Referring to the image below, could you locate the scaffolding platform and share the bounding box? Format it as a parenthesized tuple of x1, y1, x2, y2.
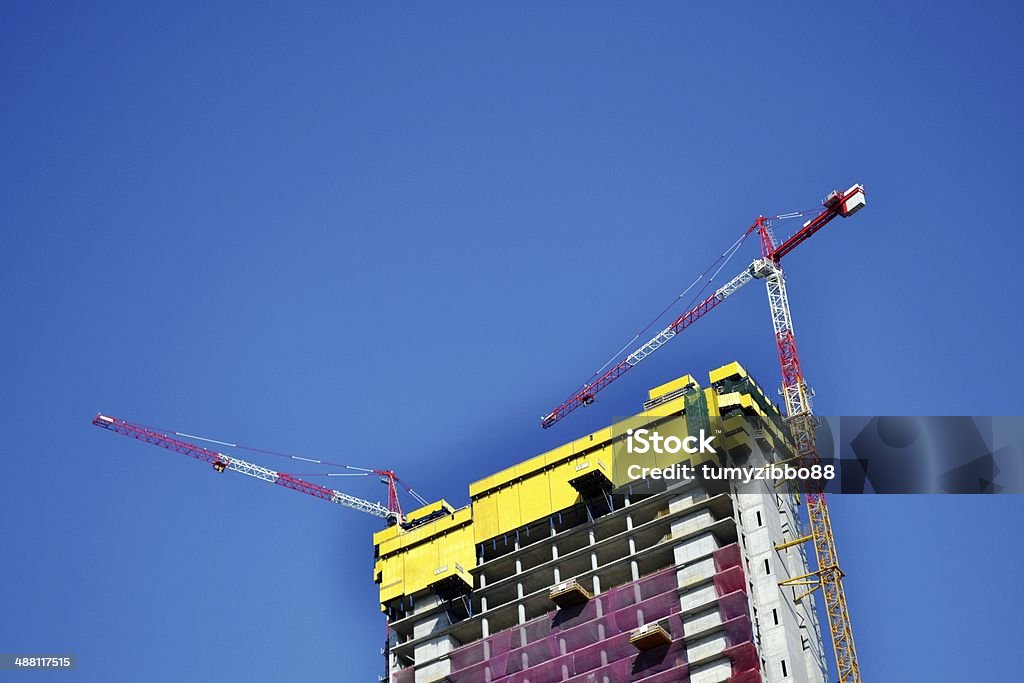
(629, 622, 672, 651)
(548, 579, 592, 608)
(568, 468, 613, 499)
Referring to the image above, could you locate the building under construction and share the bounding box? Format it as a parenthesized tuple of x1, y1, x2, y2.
(89, 186, 866, 681)
(376, 361, 828, 683)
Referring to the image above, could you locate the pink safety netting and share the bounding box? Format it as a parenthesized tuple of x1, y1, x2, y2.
(501, 651, 575, 682)
(571, 632, 633, 673)
(433, 543, 763, 683)
(613, 592, 682, 632)
(713, 543, 743, 572)
(632, 665, 691, 683)
(717, 590, 749, 621)
(563, 660, 632, 683)
(713, 566, 745, 596)
(724, 642, 759, 674)
(445, 654, 511, 682)
(721, 615, 753, 647)
(511, 614, 554, 648)
(630, 638, 687, 677)
(389, 665, 414, 683)
(505, 638, 558, 674)
(556, 616, 614, 653)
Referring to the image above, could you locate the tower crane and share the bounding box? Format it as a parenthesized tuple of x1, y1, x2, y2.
(92, 414, 434, 529)
(539, 184, 867, 683)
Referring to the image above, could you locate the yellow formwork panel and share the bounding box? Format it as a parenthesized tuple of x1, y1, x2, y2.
(470, 489, 500, 544)
(376, 507, 469, 558)
(372, 523, 400, 548)
(405, 499, 452, 524)
(648, 374, 699, 401)
(469, 444, 616, 546)
(516, 471, 553, 520)
(490, 484, 524, 532)
(375, 510, 475, 608)
(375, 363, 787, 609)
(717, 392, 789, 447)
(468, 388, 723, 546)
(709, 361, 748, 384)
(468, 426, 619, 500)
(376, 551, 405, 604)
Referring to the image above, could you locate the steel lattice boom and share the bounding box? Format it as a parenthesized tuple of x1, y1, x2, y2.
(540, 255, 760, 429)
(92, 414, 401, 525)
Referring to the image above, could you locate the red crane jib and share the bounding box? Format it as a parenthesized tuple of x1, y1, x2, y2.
(540, 184, 865, 429)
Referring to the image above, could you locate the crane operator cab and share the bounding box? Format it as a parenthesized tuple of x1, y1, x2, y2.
(212, 460, 228, 473)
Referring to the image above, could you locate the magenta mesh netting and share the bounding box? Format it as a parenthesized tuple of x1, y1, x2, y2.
(632, 664, 692, 683)
(630, 638, 687, 677)
(505, 638, 558, 674)
(612, 592, 680, 632)
(717, 590, 749, 621)
(510, 614, 554, 648)
(453, 654, 512, 682)
(725, 642, 758, 674)
(571, 632, 632, 673)
(604, 580, 639, 612)
(500, 651, 574, 682)
(637, 566, 682, 600)
(432, 542, 761, 683)
(714, 566, 745, 596)
(389, 665, 414, 683)
(713, 543, 742, 572)
(722, 615, 754, 647)
(562, 659, 631, 683)
(604, 566, 680, 612)
(552, 595, 602, 630)
(556, 616, 613, 653)
(448, 627, 513, 670)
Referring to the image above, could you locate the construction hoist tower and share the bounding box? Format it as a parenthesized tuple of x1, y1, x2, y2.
(541, 184, 867, 683)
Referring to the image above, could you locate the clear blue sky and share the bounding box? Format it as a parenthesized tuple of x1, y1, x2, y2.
(2, 2, 1022, 681)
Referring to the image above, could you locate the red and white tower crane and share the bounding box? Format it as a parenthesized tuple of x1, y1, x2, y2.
(92, 414, 430, 528)
(540, 184, 867, 683)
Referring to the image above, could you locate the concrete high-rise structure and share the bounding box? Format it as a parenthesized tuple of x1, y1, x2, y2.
(375, 362, 829, 683)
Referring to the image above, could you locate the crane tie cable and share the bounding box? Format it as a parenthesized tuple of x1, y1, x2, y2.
(581, 226, 752, 391)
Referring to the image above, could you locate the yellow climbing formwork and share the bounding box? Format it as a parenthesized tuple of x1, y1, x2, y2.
(372, 361, 773, 610)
